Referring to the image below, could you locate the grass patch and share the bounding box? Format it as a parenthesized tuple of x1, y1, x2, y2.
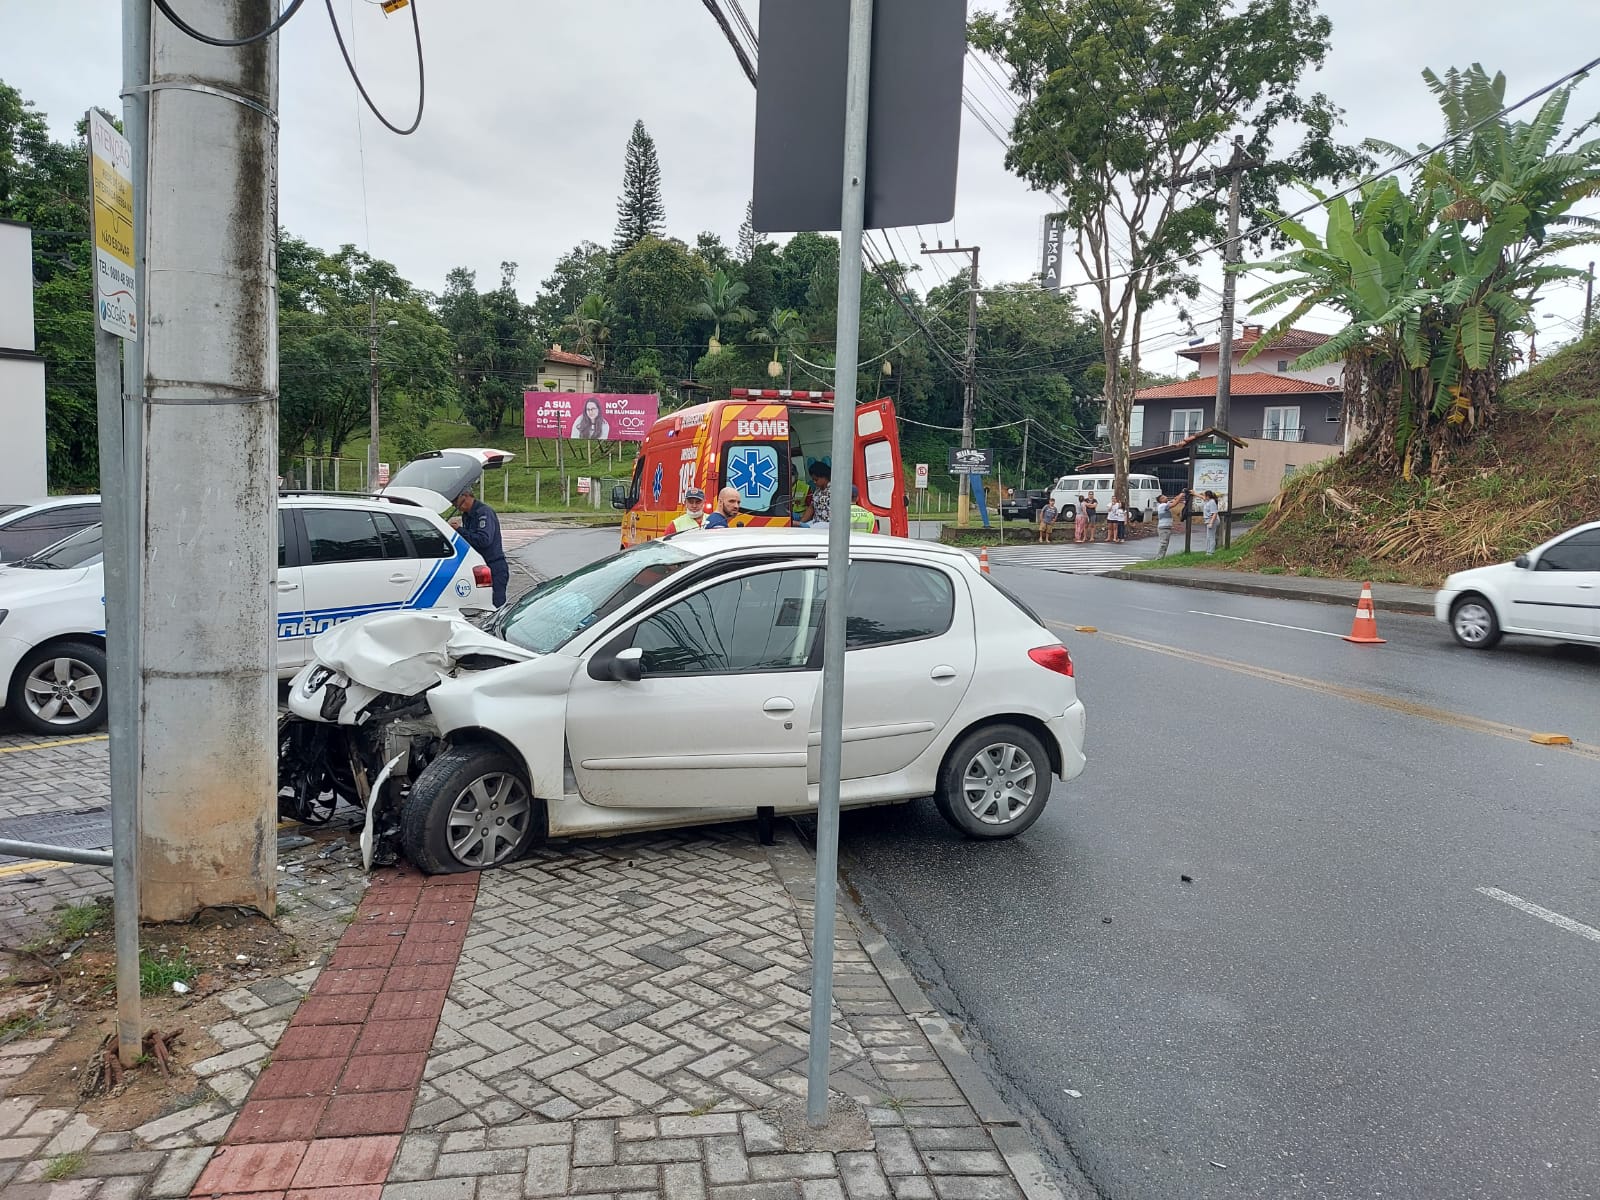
(56, 901, 109, 941)
(43, 1152, 86, 1182)
(1259, 565, 1287, 575)
(0, 1012, 37, 1040)
(1124, 540, 1253, 570)
(139, 949, 197, 996)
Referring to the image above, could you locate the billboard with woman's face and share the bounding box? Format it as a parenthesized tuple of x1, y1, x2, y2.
(523, 393, 659, 441)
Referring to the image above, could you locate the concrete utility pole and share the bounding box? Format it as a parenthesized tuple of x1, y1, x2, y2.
(138, 0, 280, 920)
(367, 297, 394, 489)
(922, 244, 980, 524)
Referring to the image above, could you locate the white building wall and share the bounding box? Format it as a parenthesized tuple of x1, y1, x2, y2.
(0, 221, 48, 501)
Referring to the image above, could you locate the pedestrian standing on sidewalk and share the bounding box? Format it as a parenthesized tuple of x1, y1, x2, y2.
(451, 485, 508, 606)
(1082, 493, 1099, 541)
(1038, 498, 1059, 544)
(1073, 496, 1089, 543)
(1202, 490, 1221, 553)
(1106, 497, 1126, 543)
(1155, 491, 1182, 558)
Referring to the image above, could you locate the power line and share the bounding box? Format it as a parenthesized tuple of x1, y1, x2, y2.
(323, 0, 426, 136)
(151, 0, 307, 46)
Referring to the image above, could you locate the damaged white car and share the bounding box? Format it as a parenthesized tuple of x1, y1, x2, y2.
(278, 530, 1088, 873)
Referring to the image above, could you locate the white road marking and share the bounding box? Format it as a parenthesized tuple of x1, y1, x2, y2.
(1187, 610, 1344, 638)
(1475, 887, 1600, 946)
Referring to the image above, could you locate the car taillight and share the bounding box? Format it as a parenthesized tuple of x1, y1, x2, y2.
(1028, 644, 1073, 677)
(473, 565, 492, 587)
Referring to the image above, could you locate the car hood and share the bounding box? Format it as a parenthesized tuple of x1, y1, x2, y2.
(0, 563, 97, 602)
(308, 609, 537, 695)
(1441, 561, 1519, 591)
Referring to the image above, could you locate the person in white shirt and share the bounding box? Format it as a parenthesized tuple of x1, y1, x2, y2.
(1106, 498, 1126, 544)
(1202, 491, 1221, 553)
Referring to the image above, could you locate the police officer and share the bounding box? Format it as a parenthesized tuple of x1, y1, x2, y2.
(451, 485, 508, 606)
(669, 487, 706, 535)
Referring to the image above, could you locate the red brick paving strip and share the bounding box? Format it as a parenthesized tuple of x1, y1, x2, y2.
(190, 865, 478, 1198)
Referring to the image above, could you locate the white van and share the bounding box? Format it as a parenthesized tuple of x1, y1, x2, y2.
(1051, 473, 1163, 522)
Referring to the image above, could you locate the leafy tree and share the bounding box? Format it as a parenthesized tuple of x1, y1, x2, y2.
(610, 235, 708, 380)
(530, 240, 609, 346)
(695, 231, 736, 278)
(278, 235, 457, 465)
(971, 0, 1368, 499)
(751, 308, 806, 383)
(736, 200, 765, 263)
(613, 119, 666, 255)
(1241, 65, 1600, 477)
(438, 261, 540, 436)
(693, 268, 756, 353)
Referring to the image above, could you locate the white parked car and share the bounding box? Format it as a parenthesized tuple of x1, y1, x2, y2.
(1050, 472, 1163, 521)
(280, 530, 1088, 872)
(0, 496, 102, 563)
(1436, 521, 1600, 649)
(0, 493, 494, 735)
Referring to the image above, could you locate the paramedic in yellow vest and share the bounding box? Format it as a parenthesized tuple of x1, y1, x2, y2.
(849, 486, 877, 533)
(669, 487, 706, 535)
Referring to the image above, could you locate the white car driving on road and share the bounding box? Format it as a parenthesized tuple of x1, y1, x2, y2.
(0, 494, 494, 735)
(282, 530, 1088, 872)
(1436, 521, 1600, 649)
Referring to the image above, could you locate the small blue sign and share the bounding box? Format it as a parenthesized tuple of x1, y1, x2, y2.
(454, 578, 472, 598)
(651, 463, 664, 502)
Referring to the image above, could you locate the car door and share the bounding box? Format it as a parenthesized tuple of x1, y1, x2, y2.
(274, 510, 308, 668)
(298, 506, 422, 639)
(1512, 530, 1600, 639)
(852, 398, 908, 536)
(564, 565, 823, 809)
(808, 559, 976, 785)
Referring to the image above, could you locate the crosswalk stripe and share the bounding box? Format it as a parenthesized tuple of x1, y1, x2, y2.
(975, 544, 1153, 574)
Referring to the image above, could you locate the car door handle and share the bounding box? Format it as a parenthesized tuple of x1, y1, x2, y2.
(276, 580, 299, 592)
(930, 665, 958, 681)
(389, 572, 412, 584)
(763, 698, 796, 715)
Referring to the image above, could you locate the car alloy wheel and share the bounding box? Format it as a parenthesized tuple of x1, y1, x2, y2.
(445, 771, 532, 868)
(24, 654, 104, 728)
(962, 741, 1038, 826)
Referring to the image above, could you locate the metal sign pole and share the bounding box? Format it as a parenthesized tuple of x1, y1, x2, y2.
(807, 0, 873, 1130)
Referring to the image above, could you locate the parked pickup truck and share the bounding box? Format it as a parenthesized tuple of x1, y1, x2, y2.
(1000, 489, 1051, 522)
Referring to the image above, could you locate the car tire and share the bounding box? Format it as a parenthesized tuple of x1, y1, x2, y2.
(934, 723, 1052, 840)
(1450, 594, 1502, 649)
(8, 641, 108, 735)
(400, 744, 542, 873)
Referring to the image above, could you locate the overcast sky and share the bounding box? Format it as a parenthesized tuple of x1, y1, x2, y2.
(3, 0, 1594, 376)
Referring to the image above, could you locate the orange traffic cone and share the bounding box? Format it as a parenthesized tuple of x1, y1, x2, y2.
(1343, 581, 1386, 644)
(978, 547, 992, 575)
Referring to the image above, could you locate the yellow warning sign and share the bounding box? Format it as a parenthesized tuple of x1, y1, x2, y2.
(87, 109, 136, 340)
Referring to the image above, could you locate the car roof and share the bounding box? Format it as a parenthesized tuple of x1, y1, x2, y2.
(279, 493, 446, 518)
(662, 528, 977, 567)
(0, 495, 102, 515)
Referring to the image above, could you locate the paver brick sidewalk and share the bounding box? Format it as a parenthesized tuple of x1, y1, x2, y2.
(127, 825, 1070, 1200)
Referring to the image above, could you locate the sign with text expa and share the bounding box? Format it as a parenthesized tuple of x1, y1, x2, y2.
(523, 393, 659, 441)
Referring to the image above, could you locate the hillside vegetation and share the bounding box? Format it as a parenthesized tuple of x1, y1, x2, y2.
(1233, 329, 1600, 586)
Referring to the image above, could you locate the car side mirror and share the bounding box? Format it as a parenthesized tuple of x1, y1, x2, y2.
(611, 485, 627, 511)
(610, 646, 644, 683)
(1514, 553, 1530, 569)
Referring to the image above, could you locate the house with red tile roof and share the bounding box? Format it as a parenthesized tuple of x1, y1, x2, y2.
(535, 345, 596, 393)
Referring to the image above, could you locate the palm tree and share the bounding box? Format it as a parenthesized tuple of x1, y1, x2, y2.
(693, 269, 756, 354)
(561, 293, 614, 374)
(1238, 64, 1600, 477)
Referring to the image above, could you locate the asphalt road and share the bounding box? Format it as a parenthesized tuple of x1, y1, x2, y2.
(521, 529, 1600, 1200)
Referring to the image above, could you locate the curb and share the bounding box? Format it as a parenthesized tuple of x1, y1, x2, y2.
(768, 828, 1080, 1200)
(1103, 569, 1436, 615)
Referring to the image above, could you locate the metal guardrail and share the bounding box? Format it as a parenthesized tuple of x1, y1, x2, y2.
(0, 839, 112, 866)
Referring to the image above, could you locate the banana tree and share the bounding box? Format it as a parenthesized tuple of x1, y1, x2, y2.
(1238, 65, 1600, 477)
(693, 269, 756, 354)
(751, 308, 805, 382)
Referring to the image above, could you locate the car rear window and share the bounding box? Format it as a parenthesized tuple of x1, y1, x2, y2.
(399, 513, 454, 558)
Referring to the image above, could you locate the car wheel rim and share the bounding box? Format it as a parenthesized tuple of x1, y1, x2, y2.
(446, 771, 531, 867)
(22, 656, 104, 726)
(1454, 603, 1492, 644)
(961, 742, 1037, 826)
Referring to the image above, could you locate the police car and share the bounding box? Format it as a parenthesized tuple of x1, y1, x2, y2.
(0, 488, 496, 735)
